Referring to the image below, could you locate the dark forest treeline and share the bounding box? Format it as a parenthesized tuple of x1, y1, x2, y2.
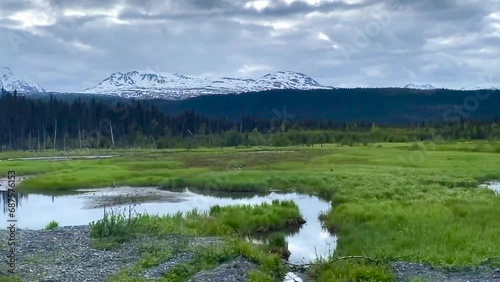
(1, 90, 500, 150)
(29, 88, 500, 123)
(150, 88, 500, 123)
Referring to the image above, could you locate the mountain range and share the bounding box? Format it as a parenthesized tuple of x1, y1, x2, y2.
(1, 67, 498, 100)
(82, 70, 334, 99)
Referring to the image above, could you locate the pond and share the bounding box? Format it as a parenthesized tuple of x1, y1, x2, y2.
(0, 187, 337, 265)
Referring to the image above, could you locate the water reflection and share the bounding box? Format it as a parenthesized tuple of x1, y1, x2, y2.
(0, 191, 28, 214)
(0, 187, 337, 264)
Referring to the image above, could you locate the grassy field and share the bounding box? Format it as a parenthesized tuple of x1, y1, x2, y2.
(2, 141, 500, 281)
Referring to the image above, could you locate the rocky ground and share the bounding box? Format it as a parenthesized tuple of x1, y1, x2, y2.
(1, 226, 499, 281)
(0, 226, 230, 282)
(391, 262, 500, 282)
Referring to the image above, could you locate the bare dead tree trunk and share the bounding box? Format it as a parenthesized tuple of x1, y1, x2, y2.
(53, 118, 57, 150)
(109, 121, 115, 148)
(78, 119, 83, 149)
(43, 123, 46, 150)
(181, 119, 186, 145)
(208, 122, 212, 147)
(97, 126, 101, 149)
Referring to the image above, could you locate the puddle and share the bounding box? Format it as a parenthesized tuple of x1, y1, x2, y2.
(481, 182, 500, 194)
(0, 187, 337, 264)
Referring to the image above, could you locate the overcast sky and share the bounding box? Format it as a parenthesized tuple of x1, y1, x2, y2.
(1, 0, 499, 92)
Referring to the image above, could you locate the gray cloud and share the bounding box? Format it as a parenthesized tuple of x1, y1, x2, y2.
(1, 0, 499, 92)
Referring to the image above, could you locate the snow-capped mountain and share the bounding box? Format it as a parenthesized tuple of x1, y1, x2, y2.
(82, 70, 334, 99)
(460, 85, 498, 91)
(404, 83, 436, 90)
(0, 67, 46, 93)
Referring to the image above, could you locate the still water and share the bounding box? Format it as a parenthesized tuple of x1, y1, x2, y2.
(0, 187, 337, 264)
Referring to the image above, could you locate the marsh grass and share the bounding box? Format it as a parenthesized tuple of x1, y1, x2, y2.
(208, 200, 305, 234)
(90, 200, 304, 243)
(309, 260, 395, 282)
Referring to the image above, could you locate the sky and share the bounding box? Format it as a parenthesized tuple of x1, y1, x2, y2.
(0, 0, 499, 92)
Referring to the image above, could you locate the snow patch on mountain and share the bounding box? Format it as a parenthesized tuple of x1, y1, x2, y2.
(404, 83, 436, 90)
(0, 67, 46, 93)
(82, 70, 334, 99)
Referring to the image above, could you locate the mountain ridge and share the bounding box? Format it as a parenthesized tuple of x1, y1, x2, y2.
(0, 67, 46, 93)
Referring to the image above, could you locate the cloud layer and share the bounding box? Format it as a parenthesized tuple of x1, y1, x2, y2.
(1, 0, 499, 92)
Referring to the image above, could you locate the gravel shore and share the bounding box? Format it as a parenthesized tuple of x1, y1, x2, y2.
(2, 226, 499, 282)
(0, 226, 229, 282)
(391, 261, 500, 282)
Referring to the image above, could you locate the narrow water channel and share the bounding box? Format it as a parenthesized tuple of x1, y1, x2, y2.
(0, 187, 337, 265)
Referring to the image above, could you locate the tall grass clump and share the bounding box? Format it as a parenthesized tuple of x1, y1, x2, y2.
(44, 220, 59, 230)
(90, 206, 140, 244)
(310, 260, 396, 282)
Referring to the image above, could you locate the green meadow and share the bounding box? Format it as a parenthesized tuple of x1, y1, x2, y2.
(2, 141, 500, 281)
